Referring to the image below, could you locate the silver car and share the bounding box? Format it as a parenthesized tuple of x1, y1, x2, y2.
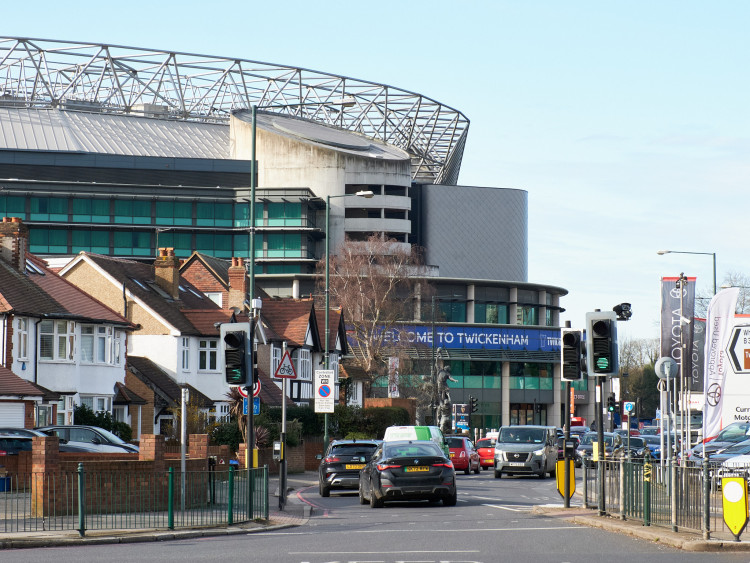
(494, 425, 557, 479)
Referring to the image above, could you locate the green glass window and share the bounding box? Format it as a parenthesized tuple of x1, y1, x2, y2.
(72, 230, 110, 253)
(518, 305, 539, 326)
(571, 379, 588, 391)
(475, 303, 509, 324)
(463, 375, 483, 388)
(509, 362, 553, 390)
(266, 264, 303, 274)
(196, 202, 232, 227)
(0, 196, 26, 219)
(114, 200, 151, 224)
(234, 202, 264, 228)
(156, 201, 192, 226)
(439, 301, 466, 323)
(113, 231, 151, 256)
(72, 198, 110, 223)
(29, 228, 68, 253)
(157, 232, 192, 258)
(196, 233, 232, 258)
(483, 375, 502, 389)
(30, 197, 67, 221)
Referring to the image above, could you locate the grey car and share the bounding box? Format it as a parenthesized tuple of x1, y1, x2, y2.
(494, 425, 557, 479)
(36, 425, 139, 453)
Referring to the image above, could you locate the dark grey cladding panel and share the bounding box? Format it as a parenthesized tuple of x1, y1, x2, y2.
(422, 185, 528, 281)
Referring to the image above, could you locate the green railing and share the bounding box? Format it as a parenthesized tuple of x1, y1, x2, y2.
(0, 465, 268, 535)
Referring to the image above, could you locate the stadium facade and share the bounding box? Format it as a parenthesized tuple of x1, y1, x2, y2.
(0, 37, 596, 430)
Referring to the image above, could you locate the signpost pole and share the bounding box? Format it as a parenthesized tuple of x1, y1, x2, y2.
(279, 341, 287, 510)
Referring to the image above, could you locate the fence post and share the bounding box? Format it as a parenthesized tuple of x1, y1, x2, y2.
(228, 465, 234, 526)
(702, 457, 710, 540)
(619, 459, 626, 520)
(582, 456, 588, 507)
(263, 465, 269, 520)
(643, 454, 651, 526)
(168, 467, 174, 530)
(76, 462, 85, 537)
(670, 458, 678, 532)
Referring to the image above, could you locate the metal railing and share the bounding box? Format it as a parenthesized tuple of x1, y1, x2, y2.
(582, 456, 735, 541)
(0, 464, 268, 536)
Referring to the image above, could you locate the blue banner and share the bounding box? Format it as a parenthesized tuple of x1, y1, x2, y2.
(349, 325, 561, 353)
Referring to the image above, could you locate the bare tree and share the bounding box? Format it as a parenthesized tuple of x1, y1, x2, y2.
(695, 271, 750, 318)
(318, 234, 434, 390)
(618, 337, 660, 418)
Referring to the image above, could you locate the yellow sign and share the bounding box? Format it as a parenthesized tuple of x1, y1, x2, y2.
(555, 459, 575, 498)
(592, 442, 599, 462)
(722, 477, 749, 540)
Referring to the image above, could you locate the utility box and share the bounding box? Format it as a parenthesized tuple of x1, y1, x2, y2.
(273, 441, 282, 461)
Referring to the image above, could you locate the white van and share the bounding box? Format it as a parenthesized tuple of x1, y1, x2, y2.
(382, 425, 449, 456)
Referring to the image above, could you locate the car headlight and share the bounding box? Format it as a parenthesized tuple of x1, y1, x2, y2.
(533, 448, 544, 456)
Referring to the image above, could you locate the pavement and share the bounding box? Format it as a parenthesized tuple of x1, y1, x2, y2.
(3, 471, 750, 552)
(0, 471, 320, 550)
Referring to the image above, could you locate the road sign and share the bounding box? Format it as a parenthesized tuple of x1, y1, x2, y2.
(624, 401, 635, 413)
(274, 350, 297, 379)
(727, 326, 750, 374)
(314, 369, 335, 413)
(252, 378, 261, 398)
(242, 397, 261, 416)
(237, 385, 248, 398)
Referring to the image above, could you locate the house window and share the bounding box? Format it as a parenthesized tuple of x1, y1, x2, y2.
(39, 320, 74, 361)
(181, 337, 190, 371)
(199, 339, 219, 371)
(17, 318, 28, 360)
(297, 349, 311, 380)
(205, 292, 222, 307)
(271, 346, 281, 376)
(114, 331, 122, 365)
(81, 395, 111, 414)
(80, 325, 115, 364)
(57, 396, 74, 424)
(329, 352, 339, 382)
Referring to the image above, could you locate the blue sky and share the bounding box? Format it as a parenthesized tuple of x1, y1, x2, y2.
(5, 1, 748, 340)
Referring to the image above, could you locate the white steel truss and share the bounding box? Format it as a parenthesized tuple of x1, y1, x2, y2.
(0, 37, 469, 184)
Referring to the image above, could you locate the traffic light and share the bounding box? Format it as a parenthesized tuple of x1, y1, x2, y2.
(607, 393, 615, 413)
(585, 311, 618, 376)
(250, 318, 259, 386)
(469, 396, 478, 413)
(560, 328, 583, 381)
(223, 330, 247, 385)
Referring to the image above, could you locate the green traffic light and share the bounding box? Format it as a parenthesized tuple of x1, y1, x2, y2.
(596, 356, 610, 371)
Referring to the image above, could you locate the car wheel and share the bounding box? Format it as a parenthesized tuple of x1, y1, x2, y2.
(538, 470, 546, 479)
(464, 465, 470, 475)
(443, 486, 457, 507)
(358, 482, 368, 505)
(494, 470, 502, 479)
(549, 467, 556, 478)
(474, 462, 480, 474)
(370, 488, 383, 508)
(319, 482, 330, 497)
(482, 465, 488, 471)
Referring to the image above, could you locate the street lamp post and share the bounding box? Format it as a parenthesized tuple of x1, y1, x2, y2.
(324, 190, 374, 446)
(657, 250, 716, 295)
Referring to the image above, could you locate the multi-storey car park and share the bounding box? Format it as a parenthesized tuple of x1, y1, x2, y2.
(0, 37, 596, 430)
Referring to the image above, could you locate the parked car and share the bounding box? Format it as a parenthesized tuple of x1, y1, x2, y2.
(317, 439, 380, 497)
(475, 437, 496, 470)
(0, 432, 101, 455)
(493, 425, 557, 479)
(446, 435, 480, 475)
(639, 426, 661, 436)
(685, 422, 750, 465)
(718, 453, 750, 480)
(615, 436, 647, 459)
(614, 428, 640, 438)
(706, 439, 750, 467)
(358, 440, 456, 507)
(576, 432, 622, 462)
(640, 435, 662, 459)
(36, 425, 139, 453)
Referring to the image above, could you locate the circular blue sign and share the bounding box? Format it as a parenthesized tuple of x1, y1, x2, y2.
(319, 385, 331, 397)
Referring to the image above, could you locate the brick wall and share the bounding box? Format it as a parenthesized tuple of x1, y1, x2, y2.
(181, 261, 228, 308)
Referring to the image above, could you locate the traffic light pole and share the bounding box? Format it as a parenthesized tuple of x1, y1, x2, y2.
(563, 381, 571, 508)
(596, 380, 605, 516)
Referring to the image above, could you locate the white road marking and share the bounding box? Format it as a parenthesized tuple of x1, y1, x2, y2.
(482, 503, 531, 512)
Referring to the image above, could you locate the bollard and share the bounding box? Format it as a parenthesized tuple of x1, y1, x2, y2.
(228, 465, 234, 525)
(643, 453, 651, 526)
(168, 467, 174, 530)
(77, 462, 85, 537)
(702, 457, 710, 540)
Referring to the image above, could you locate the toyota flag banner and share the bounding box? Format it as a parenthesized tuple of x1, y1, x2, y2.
(660, 276, 697, 382)
(702, 287, 740, 442)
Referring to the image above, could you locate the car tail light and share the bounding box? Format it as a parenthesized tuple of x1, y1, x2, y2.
(433, 461, 453, 468)
(376, 463, 401, 471)
(459, 451, 466, 458)
(0, 451, 6, 456)
(324, 456, 340, 463)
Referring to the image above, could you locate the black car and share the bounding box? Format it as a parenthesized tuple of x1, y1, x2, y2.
(0, 432, 101, 455)
(36, 425, 139, 453)
(318, 439, 380, 497)
(576, 432, 622, 463)
(358, 440, 457, 508)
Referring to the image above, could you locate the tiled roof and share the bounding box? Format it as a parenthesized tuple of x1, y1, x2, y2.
(69, 253, 220, 336)
(316, 307, 347, 355)
(0, 366, 44, 397)
(127, 356, 213, 408)
(113, 382, 147, 405)
(180, 252, 231, 290)
(339, 359, 369, 381)
(257, 368, 295, 407)
(0, 253, 131, 327)
(183, 310, 250, 336)
(260, 299, 319, 348)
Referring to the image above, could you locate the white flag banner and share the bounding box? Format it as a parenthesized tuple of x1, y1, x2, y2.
(702, 287, 739, 442)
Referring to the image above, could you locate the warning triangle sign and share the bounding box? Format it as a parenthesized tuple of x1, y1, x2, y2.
(274, 350, 297, 379)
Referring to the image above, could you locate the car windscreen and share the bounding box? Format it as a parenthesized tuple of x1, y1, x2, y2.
(329, 443, 378, 456)
(498, 428, 547, 444)
(641, 436, 660, 445)
(628, 438, 645, 448)
(384, 442, 443, 458)
(578, 434, 615, 446)
(716, 423, 750, 442)
(0, 437, 32, 453)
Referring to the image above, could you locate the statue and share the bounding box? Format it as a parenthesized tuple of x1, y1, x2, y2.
(435, 349, 457, 435)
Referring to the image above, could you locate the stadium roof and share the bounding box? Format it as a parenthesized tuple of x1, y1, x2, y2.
(0, 37, 469, 184)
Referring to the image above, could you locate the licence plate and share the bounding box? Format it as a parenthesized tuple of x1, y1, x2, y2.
(508, 462, 525, 467)
(449, 453, 455, 457)
(405, 466, 429, 472)
(345, 464, 365, 470)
